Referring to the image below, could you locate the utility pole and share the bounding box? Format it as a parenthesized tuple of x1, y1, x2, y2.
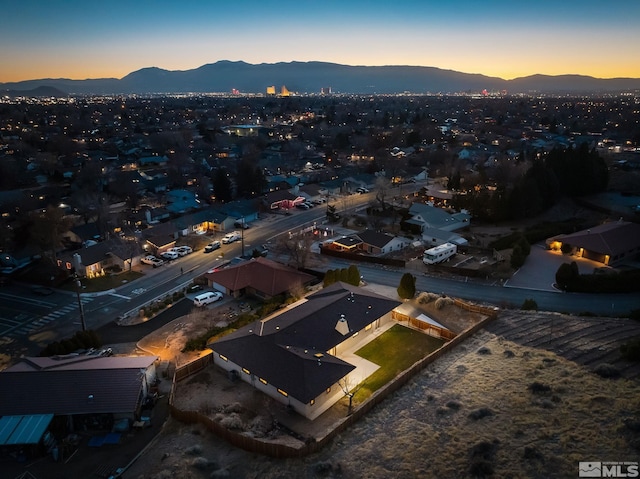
(75, 274, 86, 331)
(241, 216, 245, 257)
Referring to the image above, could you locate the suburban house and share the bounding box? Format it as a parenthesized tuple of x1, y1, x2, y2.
(355, 230, 410, 255)
(64, 238, 138, 278)
(421, 226, 468, 248)
(546, 221, 640, 266)
(327, 230, 409, 256)
(0, 355, 158, 455)
(406, 203, 471, 233)
(329, 236, 363, 252)
(208, 282, 400, 420)
(203, 257, 315, 300)
(165, 189, 201, 214)
(64, 222, 102, 246)
(294, 183, 325, 203)
(263, 190, 305, 210)
(221, 200, 260, 225)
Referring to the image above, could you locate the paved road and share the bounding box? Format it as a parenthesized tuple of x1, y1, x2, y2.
(2, 180, 639, 359)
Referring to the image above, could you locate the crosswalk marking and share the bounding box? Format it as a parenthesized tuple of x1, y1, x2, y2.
(0, 297, 96, 338)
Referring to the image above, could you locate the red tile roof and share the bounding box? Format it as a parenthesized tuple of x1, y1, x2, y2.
(204, 257, 315, 297)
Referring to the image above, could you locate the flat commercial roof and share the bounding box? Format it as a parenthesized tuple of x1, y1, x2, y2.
(0, 414, 53, 445)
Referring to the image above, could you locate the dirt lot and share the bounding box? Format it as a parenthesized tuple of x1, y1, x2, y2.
(121, 294, 640, 479)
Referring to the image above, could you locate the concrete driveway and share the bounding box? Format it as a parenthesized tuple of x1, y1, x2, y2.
(505, 243, 609, 292)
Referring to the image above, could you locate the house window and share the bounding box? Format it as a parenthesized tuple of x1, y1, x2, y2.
(242, 368, 250, 375)
(259, 377, 267, 385)
(326, 387, 331, 394)
(277, 388, 288, 397)
(365, 324, 372, 331)
(219, 354, 228, 362)
(310, 399, 315, 406)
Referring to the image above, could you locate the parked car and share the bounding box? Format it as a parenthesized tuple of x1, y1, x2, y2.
(160, 251, 179, 260)
(234, 221, 250, 229)
(312, 198, 326, 205)
(141, 255, 164, 267)
(175, 246, 192, 256)
(204, 240, 221, 252)
(356, 187, 369, 194)
(222, 231, 241, 244)
(296, 203, 309, 210)
(193, 291, 223, 307)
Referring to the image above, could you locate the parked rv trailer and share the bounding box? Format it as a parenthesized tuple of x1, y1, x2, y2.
(423, 243, 457, 265)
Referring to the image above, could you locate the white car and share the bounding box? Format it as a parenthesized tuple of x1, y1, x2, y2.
(160, 251, 179, 260)
(221, 231, 241, 244)
(193, 291, 223, 307)
(175, 246, 192, 256)
(141, 255, 164, 267)
(204, 240, 221, 252)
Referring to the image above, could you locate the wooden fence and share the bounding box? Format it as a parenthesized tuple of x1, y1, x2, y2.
(168, 300, 499, 458)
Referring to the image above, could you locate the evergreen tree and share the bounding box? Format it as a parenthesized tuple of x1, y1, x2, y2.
(212, 167, 233, 203)
(397, 273, 416, 299)
(347, 265, 361, 286)
(323, 269, 336, 287)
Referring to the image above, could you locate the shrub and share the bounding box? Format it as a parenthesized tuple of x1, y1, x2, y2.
(468, 407, 493, 420)
(219, 413, 244, 430)
(521, 298, 538, 310)
(185, 444, 203, 456)
(347, 264, 361, 286)
(323, 269, 336, 287)
(593, 363, 620, 378)
(528, 381, 552, 394)
(397, 273, 416, 299)
(621, 339, 640, 361)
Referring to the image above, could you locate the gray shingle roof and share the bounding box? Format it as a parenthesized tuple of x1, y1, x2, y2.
(210, 283, 399, 403)
(0, 356, 157, 416)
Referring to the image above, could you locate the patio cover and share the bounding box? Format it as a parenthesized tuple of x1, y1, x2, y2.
(0, 414, 53, 445)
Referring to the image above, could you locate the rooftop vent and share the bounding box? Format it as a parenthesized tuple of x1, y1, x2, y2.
(335, 314, 349, 335)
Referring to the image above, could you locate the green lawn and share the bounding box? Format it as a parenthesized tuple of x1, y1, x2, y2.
(64, 271, 144, 293)
(353, 324, 445, 402)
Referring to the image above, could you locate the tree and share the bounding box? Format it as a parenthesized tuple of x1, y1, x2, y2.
(555, 261, 579, 290)
(213, 167, 233, 203)
(397, 273, 416, 299)
(347, 265, 361, 286)
(374, 176, 391, 210)
(29, 205, 72, 263)
(338, 374, 365, 416)
(276, 234, 313, 269)
(323, 269, 336, 287)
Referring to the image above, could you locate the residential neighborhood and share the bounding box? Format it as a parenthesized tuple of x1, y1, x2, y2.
(0, 92, 639, 478)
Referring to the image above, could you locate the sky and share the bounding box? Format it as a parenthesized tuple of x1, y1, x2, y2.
(1, 0, 639, 83)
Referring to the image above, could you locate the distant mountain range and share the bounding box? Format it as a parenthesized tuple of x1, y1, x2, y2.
(2, 61, 640, 96)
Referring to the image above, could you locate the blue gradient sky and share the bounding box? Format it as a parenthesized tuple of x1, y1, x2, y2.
(1, 0, 639, 82)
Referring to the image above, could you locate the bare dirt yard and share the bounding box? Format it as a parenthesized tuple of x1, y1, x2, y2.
(122, 296, 640, 479)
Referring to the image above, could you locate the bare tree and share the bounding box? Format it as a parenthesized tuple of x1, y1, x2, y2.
(276, 233, 314, 269)
(338, 374, 365, 416)
(374, 176, 391, 210)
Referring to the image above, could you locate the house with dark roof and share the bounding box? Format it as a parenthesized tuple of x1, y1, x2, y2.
(208, 282, 400, 419)
(262, 190, 305, 210)
(407, 203, 471, 233)
(64, 238, 139, 278)
(204, 257, 315, 299)
(0, 355, 158, 451)
(546, 221, 640, 266)
(355, 229, 410, 255)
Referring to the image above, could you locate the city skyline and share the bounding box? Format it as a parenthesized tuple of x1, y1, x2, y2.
(1, 0, 640, 84)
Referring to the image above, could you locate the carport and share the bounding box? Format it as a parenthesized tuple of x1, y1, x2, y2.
(0, 413, 53, 446)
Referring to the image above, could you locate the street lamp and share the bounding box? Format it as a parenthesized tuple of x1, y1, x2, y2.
(75, 274, 87, 331)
